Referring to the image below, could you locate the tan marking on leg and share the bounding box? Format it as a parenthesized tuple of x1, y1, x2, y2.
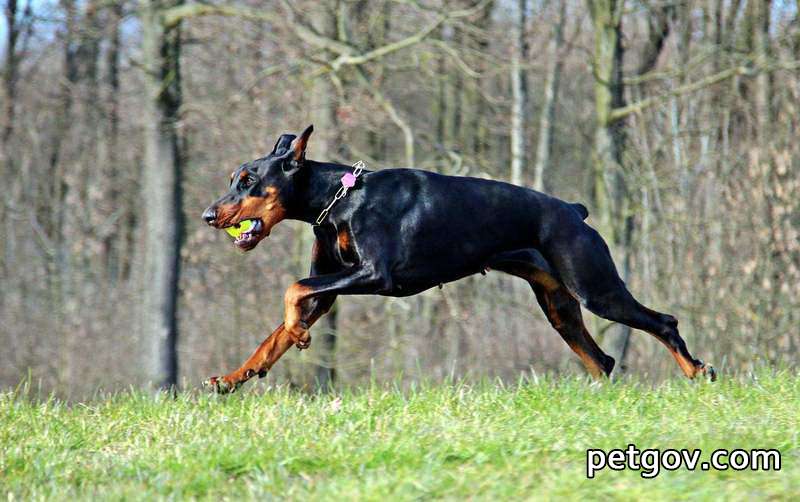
(284, 283, 315, 340)
(543, 295, 608, 379)
(569, 342, 609, 379)
(207, 323, 297, 393)
(501, 265, 613, 380)
(530, 270, 562, 291)
(207, 293, 339, 393)
(661, 342, 700, 378)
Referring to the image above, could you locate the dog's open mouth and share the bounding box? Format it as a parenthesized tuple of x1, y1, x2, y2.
(224, 219, 263, 250)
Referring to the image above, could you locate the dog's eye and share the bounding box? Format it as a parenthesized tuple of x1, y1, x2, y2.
(241, 175, 258, 188)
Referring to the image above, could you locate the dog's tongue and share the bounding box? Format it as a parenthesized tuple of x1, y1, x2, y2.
(225, 219, 255, 238)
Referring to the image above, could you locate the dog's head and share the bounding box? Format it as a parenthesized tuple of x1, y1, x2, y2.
(202, 125, 313, 251)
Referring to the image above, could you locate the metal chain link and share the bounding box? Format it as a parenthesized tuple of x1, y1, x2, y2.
(314, 160, 367, 225)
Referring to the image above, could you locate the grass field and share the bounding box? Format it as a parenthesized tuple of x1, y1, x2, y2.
(1, 370, 798, 500)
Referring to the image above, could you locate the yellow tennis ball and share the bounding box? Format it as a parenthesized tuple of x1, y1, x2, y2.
(225, 219, 255, 238)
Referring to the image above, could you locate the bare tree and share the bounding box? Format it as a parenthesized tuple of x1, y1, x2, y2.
(510, 0, 528, 186)
(139, 0, 185, 389)
(587, 0, 632, 370)
(2, 0, 27, 154)
(1, 0, 33, 304)
(533, 0, 566, 192)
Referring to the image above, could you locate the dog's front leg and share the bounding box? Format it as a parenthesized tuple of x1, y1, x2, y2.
(204, 293, 338, 394)
(283, 266, 389, 343)
(204, 323, 295, 394)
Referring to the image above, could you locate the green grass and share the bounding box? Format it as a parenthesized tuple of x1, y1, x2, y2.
(1, 371, 798, 500)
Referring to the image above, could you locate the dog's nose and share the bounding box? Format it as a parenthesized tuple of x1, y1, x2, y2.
(202, 207, 217, 225)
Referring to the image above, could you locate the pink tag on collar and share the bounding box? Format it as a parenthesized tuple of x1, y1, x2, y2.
(341, 172, 357, 188)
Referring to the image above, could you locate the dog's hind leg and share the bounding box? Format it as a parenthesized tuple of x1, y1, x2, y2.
(488, 249, 614, 379)
(586, 293, 715, 380)
(543, 223, 715, 380)
(530, 282, 615, 378)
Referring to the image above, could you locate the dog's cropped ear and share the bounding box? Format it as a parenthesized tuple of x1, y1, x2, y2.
(290, 124, 313, 162)
(271, 134, 296, 156)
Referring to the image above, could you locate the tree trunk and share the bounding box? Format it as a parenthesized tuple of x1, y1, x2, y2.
(140, 0, 184, 389)
(102, 1, 124, 282)
(2, 0, 19, 154)
(450, 26, 463, 149)
(1, 0, 21, 284)
(754, 0, 772, 140)
(510, 0, 527, 186)
(754, 0, 779, 345)
(467, 1, 493, 164)
(533, 0, 566, 192)
(588, 0, 632, 373)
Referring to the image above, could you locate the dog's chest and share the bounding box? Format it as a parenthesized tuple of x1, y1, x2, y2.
(315, 224, 358, 267)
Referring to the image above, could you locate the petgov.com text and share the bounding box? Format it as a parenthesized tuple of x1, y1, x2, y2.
(586, 445, 781, 479)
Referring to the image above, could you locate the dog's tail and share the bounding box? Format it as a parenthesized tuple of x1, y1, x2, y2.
(570, 202, 589, 220)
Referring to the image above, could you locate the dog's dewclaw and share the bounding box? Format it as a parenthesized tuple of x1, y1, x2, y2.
(225, 219, 255, 238)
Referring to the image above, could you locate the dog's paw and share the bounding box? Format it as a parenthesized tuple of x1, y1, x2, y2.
(286, 322, 312, 350)
(203, 376, 240, 394)
(295, 334, 312, 351)
(697, 361, 717, 382)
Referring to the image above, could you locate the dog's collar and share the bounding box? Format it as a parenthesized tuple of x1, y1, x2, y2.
(314, 160, 366, 226)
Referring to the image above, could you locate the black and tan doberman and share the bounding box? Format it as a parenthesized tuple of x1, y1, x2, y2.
(201, 125, 715, 392)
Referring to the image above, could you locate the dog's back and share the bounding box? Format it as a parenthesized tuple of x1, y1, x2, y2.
(341, 168, 589, 288)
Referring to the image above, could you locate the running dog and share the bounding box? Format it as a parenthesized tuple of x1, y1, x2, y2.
(201, 125, 715, 392)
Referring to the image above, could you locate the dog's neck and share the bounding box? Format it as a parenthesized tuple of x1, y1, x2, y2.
(288, 160, 357, 225)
